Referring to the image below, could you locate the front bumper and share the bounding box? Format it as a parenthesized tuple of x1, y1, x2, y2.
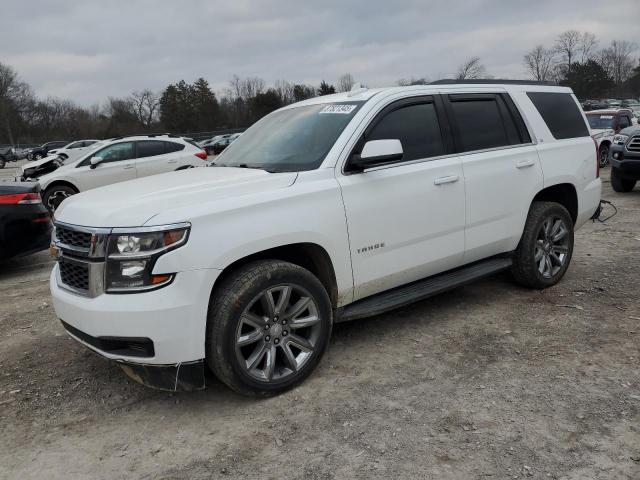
(610, 145, 640, 179)
(51, 265, 221, 388)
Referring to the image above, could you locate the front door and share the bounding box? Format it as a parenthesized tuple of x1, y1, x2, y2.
(74, 141, 137, 192)
(338, 96, 466, 301)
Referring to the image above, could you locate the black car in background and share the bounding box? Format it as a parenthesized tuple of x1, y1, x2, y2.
(0, 146, 17, 169)
(28, 141, 69, 160)
(0, 182, 52, 260)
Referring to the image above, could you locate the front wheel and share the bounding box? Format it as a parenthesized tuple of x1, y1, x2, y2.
(206, 260, 333, 396)
(611, 168, 636, 192)
(0, 157, 5, 169)
(511, 201, 574, 289)
(599, 144, 609, 167)
(43, 185, 77, 212)
(34, 153, 43, 160)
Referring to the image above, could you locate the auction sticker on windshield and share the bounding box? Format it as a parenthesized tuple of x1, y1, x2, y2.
(320, 104, 358, 114)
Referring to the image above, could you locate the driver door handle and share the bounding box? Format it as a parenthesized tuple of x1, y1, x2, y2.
(434, 175, 460, 185)
(516, 159, 535, 169)
(123, 164, 135, 170)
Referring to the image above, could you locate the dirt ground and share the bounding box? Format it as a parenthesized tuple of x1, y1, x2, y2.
(1, 164, 639, 480)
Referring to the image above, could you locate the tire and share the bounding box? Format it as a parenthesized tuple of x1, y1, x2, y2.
(206, 260, 333, 396)
(34, 153, 43, 160)
(0, 157, 5, 169)
(599, 144, 609, 167)
(511, 201, 574, 289)
(43, 185, 77, 212)
(611, 168, 636, 192)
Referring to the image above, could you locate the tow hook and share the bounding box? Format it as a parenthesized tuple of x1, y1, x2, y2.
(592, 200, 617, 223)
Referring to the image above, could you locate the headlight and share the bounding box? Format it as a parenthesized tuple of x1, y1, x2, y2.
(613, 134, 629, 145)
(105, 224, 190, 292)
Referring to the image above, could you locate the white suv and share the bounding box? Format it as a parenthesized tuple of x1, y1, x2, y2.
(50, 82, 601, 395)
(20, 135, 208, 211)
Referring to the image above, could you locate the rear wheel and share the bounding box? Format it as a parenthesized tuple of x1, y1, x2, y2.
(43, 185, 77, 212)
(206, 260, 333, 396)
(0, 157, 5, 169)
(599, 144, 609, 167)
(512, 201, 574, 289)
(611, 168, 636, 192)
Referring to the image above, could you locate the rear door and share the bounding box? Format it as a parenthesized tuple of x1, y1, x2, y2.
(133, 140, 170, 178)
(443, 92, 543, 263)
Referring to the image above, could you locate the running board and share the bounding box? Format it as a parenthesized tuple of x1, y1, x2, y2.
(339, 257, 513, 322)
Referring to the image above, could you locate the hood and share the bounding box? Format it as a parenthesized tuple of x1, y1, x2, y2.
(55, 166, 298, 227)
(590, 128, 614, 137)
(21, 154, 60, 173)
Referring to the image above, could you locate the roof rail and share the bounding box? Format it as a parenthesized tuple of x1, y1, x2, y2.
(430, 79, 557, 86)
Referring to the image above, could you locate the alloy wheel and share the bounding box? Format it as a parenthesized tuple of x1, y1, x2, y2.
(46, 190, 72, 211)
(235, 284, 322, 382)
(599, 146, 609, 167)
(534, 216, 569, 279)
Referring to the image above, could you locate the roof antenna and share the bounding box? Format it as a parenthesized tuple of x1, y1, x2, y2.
(348, 82, 367, 97)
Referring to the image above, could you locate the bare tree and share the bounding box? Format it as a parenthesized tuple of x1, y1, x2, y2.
(274, 79, 295, 104)
(455, 57, 487, 80)
(130, 89, 159, 128)
(600, 40, 637, 84)
(579, 32, 598, 63)
(554, 30, 581, 75)
(336, 73, 355, 92)
(0, 62, 33, 144)
(523, 45, 556, 81)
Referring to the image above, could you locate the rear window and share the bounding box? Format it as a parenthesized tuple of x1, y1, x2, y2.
(527, 92, 589, 139)
(137, 140, 165, 158)
(165, 141, 186, 153)
(448, 94, 529, 152)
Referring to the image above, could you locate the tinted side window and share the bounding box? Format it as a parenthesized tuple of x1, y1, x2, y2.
(526, 92, 589, 139)
(448, 97, 509, 151)
(136, 141, 165, 158)
(164, 141, 185, 153)
(367, 102, 445, 161)
(619, 116, 631, 129)
(95, 142, 134, 163)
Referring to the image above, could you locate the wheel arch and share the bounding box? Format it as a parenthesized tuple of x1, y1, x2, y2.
(532, 183, 578, 224)
(43, 179, 79, 194)
(211, 243, 339, 308)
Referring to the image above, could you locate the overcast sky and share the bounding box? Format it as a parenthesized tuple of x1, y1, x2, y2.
(1, 0, 638, 105)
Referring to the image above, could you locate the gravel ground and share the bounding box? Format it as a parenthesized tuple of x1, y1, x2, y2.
(0, 167, 639, 480)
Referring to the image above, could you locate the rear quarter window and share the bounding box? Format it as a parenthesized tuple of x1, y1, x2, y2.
(526, 92, 589, 139)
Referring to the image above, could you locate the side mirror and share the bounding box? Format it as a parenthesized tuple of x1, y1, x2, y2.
(89, 156, 103, 169)
(350, 139, 403, 171)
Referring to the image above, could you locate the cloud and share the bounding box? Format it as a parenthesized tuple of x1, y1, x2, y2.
(0, 0, 637, 105)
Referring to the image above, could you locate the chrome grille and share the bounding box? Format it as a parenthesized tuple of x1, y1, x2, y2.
(627, 136, 640, 152)
(56, 225, 92, 249)
(59, 259, 90, 292)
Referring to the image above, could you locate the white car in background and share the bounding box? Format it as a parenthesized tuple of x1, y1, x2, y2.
(48, 139, 101, 160)
(19, 135, 207, 211)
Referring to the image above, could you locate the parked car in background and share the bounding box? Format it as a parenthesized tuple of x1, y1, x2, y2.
(49, 82, 600, 394)
(609, 125, 640, 192)
(605, 99, 622, 108)
(0, 182, 52, 261)
(586, 108, 634, 167)
(28, 141, 70, 160)
(206, 133, 242, 156)
(198, 135, 227, 148)
(48, 139, 101, 159)
(19, 135, 207, 212)
(0, 147, 17, 169)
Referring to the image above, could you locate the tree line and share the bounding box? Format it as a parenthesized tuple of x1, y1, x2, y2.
(0, 66, 352, 145)
(523, 30, 639, 99)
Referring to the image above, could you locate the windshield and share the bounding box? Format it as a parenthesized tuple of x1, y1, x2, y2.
(214, 102, 364, 172)
(587, 114, 614, 130)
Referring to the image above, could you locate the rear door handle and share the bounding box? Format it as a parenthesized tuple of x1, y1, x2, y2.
(123, 165, 135, 170)
(434, 175, 460, 185)
(516, 160, 535, 169)
(168, 159, 177, 164)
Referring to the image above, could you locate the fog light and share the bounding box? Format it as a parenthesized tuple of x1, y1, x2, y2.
(121, 260, 147, 278)
(613, 152, 619, 159)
